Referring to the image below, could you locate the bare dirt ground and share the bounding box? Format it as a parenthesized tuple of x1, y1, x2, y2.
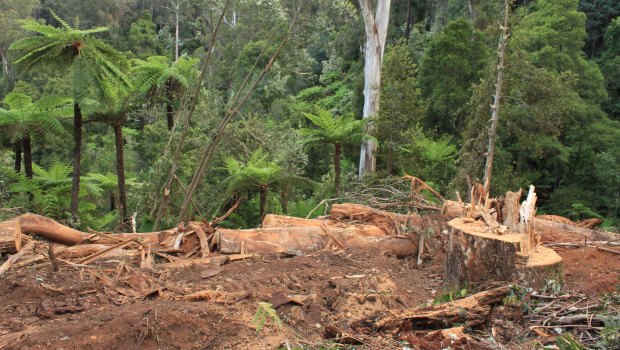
(0, 234, 618, 350)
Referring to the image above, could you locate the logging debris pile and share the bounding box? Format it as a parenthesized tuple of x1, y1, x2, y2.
(0, 189, 619, 349)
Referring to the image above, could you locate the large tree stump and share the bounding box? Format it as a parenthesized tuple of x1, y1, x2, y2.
(445, 218, 562, 290)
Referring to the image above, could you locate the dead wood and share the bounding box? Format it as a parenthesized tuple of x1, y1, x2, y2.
(262, 214, 387, 236)
(596, 246, 620, 255)
(216, 226, 418, 257)
(329, 203, 428, 235)
(535, 218, 618, 242)
(188, 222, 210, 257)
(441, 200, 466, 220)
(375, 286, 511, 331)
(0, 220, 22, 254)
(77, 239, 142, 264)
(0, 241, 35, 277)
(47, 243, 59, 272)
(14, 214, 90, 245)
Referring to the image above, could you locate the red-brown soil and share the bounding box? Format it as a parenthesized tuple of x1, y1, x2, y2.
(0, 247, 445, 350)
(0, 229, 617, 349)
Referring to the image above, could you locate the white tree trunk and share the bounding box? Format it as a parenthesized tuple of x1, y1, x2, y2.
(483, 0, 509, 194)
(358, 0, 391, 179)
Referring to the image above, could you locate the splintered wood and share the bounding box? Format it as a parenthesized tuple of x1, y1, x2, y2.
(445, 185, 564, 289)
(375, 286, 511, 330)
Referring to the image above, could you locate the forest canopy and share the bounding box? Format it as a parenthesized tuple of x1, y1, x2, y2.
(0, 0, 618, 232)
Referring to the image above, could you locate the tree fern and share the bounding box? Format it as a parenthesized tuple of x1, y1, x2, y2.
(301, 106, 373, 195)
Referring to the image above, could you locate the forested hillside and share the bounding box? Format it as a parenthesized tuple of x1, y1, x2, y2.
(1, 0, 618, 232)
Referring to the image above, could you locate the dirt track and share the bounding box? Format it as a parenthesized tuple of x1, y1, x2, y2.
(0, 238, 618, 349)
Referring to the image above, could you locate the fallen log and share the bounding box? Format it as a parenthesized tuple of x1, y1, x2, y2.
(215, 226, 418, 257)
(14, 214, 89, 245)
(534, 218, 618, 242)
(3, 214, 177, 246)
(0, 241, 35, 277)
(329, 203, 439, 235)
(0, 220, 22, 254)
(262, 214, 387, 236)
(376, 286, 511, 330)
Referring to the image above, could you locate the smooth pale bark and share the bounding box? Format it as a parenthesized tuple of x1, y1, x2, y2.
(483, 0, 509, 194)
(70, 102, 83, 224)
(113, 122, 128, 230)
(358, 0, 391, 179)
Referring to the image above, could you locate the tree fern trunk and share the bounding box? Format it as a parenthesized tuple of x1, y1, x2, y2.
(114, 122, 128, 230)
(70, 102, 82, 226)
(22, 136, 33, 179)
(14, 142, 21, 174)
(334, 143, 341, 196)
(259, 186, 267, 220)
(166, 102, 174, 131)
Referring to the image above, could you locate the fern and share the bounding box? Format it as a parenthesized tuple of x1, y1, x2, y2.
(251, 302, 283, 333)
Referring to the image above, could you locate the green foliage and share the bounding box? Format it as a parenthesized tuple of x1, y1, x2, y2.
(400, 127, 457, 192)
(375, 41, 428, 174)
(301, 106, 369, 147)
(432, 286, 468, 306)
(10, 9, 130, 102)
(596, 315, 620, 349)
(0, 92, 71, 142)
(418, 18, 489, 135)
(251, 302, 283, 333)
(127, 11, 162, 58)
(555, 334, 587, 350)
(7, 161, 108, 226)
(600, 18, 620, 120)
(131, 55, 198, 96)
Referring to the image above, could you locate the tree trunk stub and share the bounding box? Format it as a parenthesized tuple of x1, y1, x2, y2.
(70, 102, 83, 225)
(445, 217, 563, 290)
(114, 122, 129, 230)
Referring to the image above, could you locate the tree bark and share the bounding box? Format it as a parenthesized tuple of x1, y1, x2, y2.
(216, 226, 417, 257)
(113, 122, 129, 230)
(405, 0, 413, 39)
(21, 137, 33, 179)
(375, 286, 512, 331)
(280, 189, 289, 214)
(482, 0, 509, 194)
(259, 185, 267, 220)
(14, 142, 22, 174)
(358, 0, 391, 179)
(70, 102, 83, 225)
(334, 143, 341, 196)
(166, 101, 174, 131)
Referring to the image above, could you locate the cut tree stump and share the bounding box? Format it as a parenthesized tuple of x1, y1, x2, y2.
(445, 218, 563, 290)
